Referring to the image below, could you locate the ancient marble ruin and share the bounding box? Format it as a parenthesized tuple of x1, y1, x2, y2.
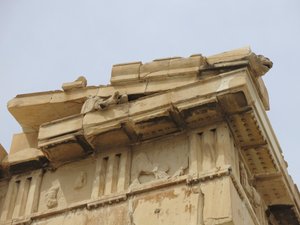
(0, 47, 299, 225)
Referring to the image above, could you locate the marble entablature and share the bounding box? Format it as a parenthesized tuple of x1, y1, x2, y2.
(0, 47, 299, 225)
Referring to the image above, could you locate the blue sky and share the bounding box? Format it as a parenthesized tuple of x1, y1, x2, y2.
(0, 0, 300, 185)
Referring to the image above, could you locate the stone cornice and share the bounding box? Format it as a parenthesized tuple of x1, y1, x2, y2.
(1, 47, 299, 225)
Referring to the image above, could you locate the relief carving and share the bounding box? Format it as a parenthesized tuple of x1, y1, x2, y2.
(240, 162, 266, 224)
(152, 166, 170, 179)
(239, 162, 252, 195)
(130, 149, 188, 189)
(81, 91, 128, 114)
(172, 166, 188, 178)
(130, 136, 189, 189)
(131, 165, 170, 187)
(130, 152, 170, 188)
(45, 185, 59, 209)
(74, 171, 87, 190)
(252, 54, 273, 76)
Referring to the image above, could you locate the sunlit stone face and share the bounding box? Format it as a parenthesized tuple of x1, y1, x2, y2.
(0, 47, 299, 225)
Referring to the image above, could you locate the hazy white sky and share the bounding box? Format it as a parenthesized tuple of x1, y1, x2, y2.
(0, 0, 300, 185)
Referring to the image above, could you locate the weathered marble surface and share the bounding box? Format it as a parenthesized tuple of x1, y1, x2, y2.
(0, 47, 299, 225)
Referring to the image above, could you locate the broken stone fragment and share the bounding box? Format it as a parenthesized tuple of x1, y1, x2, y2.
(152, 166, 170, 179)
(206, 46, 273, 77)
(45, 185, 59, 209)
(80, 95, 102, 114)
(172, 166, 187, 178)
(81, 91, 128, 114)
(94, 91, 120, 110)
(74, 171, 87, 190)
(62, 76, 87, 91)
(250, 54, 273, 76)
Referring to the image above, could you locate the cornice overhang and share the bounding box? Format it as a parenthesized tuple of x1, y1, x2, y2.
(7, 47, 270, 133)
(3, 47, 299, 224)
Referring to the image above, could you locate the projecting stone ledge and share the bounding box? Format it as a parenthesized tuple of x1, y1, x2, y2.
(7, 47, 271, 134)
(1, 47, 299, 225)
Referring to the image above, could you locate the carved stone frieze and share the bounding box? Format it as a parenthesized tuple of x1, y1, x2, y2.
(130, 152, 170, 188)
(131, 135, 189, 188)
(45, 185, 59, 209)
(1, 47, 299, 225)
(74, 172, 87, 190)
(239, 161, 268, 224)
(81, 91, 128, 114)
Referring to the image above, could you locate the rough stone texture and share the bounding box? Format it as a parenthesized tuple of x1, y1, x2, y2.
(62, 76, 87, 92)
(0, 145, 7, 179)
(0, 47, 299, 225)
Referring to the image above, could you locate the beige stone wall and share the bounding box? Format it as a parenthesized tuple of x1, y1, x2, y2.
(38, 157, 96, 212)
(1, 48, 299, 224)
(0, 181, 8, 215)
(0, 123, 268, 225)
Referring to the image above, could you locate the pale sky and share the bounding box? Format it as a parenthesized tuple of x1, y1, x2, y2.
(0, 0, 300, 185)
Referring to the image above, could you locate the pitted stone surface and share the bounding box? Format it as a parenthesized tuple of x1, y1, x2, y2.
(0, 47, 299, 225)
